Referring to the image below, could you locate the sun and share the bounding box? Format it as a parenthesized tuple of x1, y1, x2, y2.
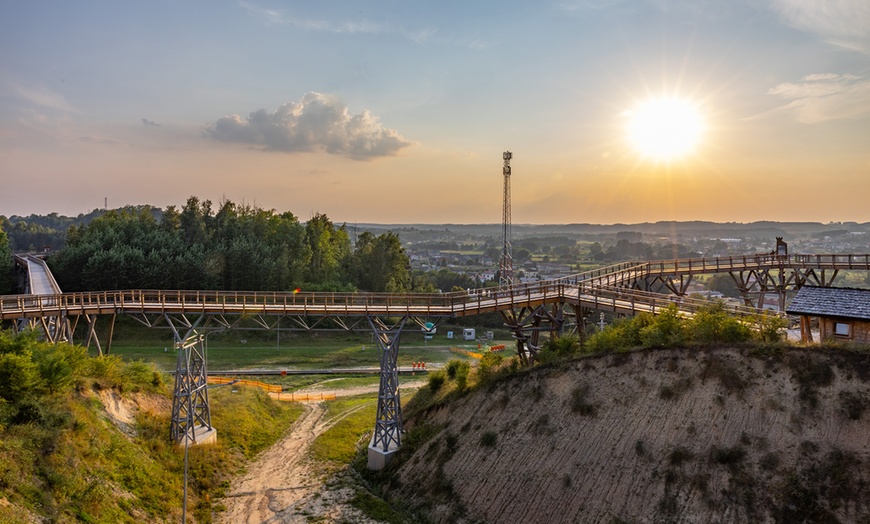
(626, 97, 704, 161)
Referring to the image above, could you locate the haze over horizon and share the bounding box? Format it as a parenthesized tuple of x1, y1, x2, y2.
(2, 2, 869, 224)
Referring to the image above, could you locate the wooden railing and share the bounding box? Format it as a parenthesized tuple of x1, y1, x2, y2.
(5, 253, 866, 322)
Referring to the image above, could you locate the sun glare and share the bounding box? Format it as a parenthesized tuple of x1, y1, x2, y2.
(627, 97, 704, 162)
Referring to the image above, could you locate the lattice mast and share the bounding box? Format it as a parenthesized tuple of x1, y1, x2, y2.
(499, 151, 514, 287)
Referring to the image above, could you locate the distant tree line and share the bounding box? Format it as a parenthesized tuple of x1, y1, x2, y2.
(46, 197, 414, 293)
(1, 209, 107, 253)
(587, 239, 702, 262)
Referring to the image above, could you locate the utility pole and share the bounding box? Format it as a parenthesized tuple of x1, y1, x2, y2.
(499, 151, 514, 288)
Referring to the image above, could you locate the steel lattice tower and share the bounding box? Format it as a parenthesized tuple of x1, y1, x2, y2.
(499, 151, 514, 287)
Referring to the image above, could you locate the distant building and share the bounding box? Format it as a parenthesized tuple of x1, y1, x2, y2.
(785, 286, 870, 344)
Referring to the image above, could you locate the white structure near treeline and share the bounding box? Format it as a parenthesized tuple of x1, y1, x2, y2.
(463, 328, 475, 340)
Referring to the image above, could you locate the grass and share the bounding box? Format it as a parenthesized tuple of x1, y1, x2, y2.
(310, 395, 378, 466)
(104, 334, 480, 372)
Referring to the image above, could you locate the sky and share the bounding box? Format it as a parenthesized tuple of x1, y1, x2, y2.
(1, 1, 869, 225)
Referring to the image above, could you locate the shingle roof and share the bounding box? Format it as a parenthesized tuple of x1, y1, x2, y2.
(785, 286, 870, 321)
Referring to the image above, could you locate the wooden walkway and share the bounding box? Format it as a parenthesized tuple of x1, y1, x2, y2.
(4, 253, 869, 324)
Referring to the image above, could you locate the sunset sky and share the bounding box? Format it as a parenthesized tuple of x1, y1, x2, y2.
(2, 1, 869, 224)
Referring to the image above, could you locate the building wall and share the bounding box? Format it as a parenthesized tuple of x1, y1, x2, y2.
(820, 317, 870, 344)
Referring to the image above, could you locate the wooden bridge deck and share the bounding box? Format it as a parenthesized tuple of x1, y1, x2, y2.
(5, 253, 867, 323)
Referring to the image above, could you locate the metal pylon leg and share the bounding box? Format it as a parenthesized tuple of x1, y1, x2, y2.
(367, 316, 406, 470)
(168, 316, 215, 446)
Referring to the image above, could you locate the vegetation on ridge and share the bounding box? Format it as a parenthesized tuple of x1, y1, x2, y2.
(0, 329, 303, 523)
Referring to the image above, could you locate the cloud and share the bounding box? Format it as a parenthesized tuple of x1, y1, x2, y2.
(240, 2, 386, 34)
(141, 118, 161, 127)
(7, 81, 76, 112)
(205, 92, 413, 159)
(239, 2, 437, 44)
(79, 135, 123, 145)
(759, 73, 870, 123)
(769, 0, 870, 53)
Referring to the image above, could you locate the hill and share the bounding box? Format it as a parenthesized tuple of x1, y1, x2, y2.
(0, 330, 303, 523)
(386, 346, 870, 523)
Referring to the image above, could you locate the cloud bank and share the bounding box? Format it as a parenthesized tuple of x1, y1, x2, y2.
(765, 73, 870, 123)
(769, 0, 870, 53)
(205, 92, 413, 160)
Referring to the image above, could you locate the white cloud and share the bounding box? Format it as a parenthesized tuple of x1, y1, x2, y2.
(6, 81, 76, 112)
(206, 92, 413, 160)
(762, 73, 870, 123)
(769, 0, 870, 53)
(240, 2, 386, 34)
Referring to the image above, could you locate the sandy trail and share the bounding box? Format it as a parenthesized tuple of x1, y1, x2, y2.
(217, 402, 330, 523)
(217, 378, 426, 523)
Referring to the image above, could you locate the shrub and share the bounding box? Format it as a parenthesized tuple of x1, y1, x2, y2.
(539, 334, 581, 364)
(640, 305, 686, 348)
(583, 326, 627, 353)
(755, 311, 787, 343)
(479, 431, 497, 448)
(428, 371, 446, 392)
(690, 303, 752, 345)
(445, 359, 471, 391)
(477, 352, 503, 384)
(0, 351, 41, 401)
(570, 385, 596, 416)
(710, 445, 747, 471)
(838, 390, 867, 420)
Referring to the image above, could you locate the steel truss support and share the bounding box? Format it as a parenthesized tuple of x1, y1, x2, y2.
(367, 316, 407, 470)
(501, 303, 565, 365)
(168, 314, 216, 446)
(125, 311, 372, 333)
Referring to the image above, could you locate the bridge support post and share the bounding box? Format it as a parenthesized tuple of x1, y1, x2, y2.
(168, 317, 216, 447)
(367, 316, 406, 470)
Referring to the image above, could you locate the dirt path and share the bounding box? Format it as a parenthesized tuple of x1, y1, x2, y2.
(293, 378, 427, 398)
(217, 378, 427, 523)
(217, 402, 331, 523)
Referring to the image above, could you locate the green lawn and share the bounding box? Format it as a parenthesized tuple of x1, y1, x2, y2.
(100, 330, 499, 373)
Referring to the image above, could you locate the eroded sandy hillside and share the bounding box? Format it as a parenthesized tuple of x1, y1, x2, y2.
(392, 347, 870, 523)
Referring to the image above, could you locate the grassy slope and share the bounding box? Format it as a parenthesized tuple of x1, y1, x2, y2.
(0, 332, 306, 524)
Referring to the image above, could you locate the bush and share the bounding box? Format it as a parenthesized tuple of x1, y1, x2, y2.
(428, 371, 446, 392)
(477, 352, 503, 384)
(479, 431, 497, 448)
(690, 303, 752, 345)
(584, 325, 629, 353)
(538, 334, 581, 365)
(640, 305, 686, 348)
(755, 312, 787, 343)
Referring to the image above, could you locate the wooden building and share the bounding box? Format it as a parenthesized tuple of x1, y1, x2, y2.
(785, 286, 870, 344)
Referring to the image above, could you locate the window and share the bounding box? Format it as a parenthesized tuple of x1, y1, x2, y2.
(834, 322, 851, 337)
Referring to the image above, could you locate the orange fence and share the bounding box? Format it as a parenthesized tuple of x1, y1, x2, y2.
(489, 344, 506, 351)
(207, 376, 337, 402)
(207, 376, 282, 393)
(450, 346, 483, 359)
(270, 392, 337, 402)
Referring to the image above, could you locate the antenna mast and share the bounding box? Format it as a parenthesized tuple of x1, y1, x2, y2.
(499, 151, 514, 287)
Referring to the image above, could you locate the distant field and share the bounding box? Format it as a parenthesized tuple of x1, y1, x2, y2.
(101, 328, 508, 374)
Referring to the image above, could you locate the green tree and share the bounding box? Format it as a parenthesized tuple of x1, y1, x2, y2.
(0, 220, 12, 294)
(304, 213, 351, 288)
(352, 232, 411, 292)
(706, 273, 741, 298)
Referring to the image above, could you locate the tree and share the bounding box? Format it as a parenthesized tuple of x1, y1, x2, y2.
(707, 273, 741, 298)
(351, 232, 411, 292)
(0, 221, 12, 294)
(304, 213, 351, 288)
